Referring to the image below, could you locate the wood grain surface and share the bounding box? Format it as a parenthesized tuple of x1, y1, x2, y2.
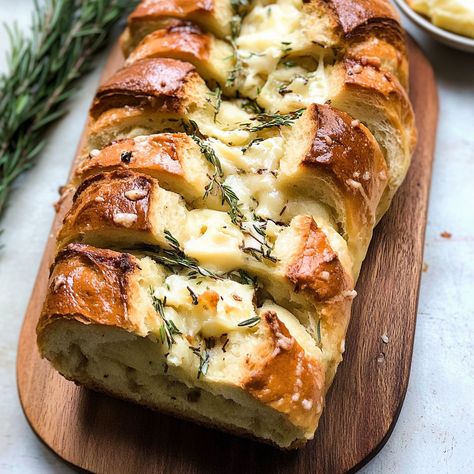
(16, 36, 438, 474)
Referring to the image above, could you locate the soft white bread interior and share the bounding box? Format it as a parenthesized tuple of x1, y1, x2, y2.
(38, 0, 415, 449)
(38, 244, 327, 448)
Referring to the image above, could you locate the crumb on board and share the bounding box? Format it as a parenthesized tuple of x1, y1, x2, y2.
(440, 231, 452, 239)
(422, 262, 429, 272)
(381, 333, 390, 344)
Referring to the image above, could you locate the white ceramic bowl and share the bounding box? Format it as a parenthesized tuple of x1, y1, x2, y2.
(393, 0, 474, 53)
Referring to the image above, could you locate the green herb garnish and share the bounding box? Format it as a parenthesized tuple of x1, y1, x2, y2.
(190, 346, 210, 379)
(187, 286, 199, 305)
(0, 0, 135, 225)
(242, 109, 305, 132)
(151, 294, 182, 348)
(237, 316, 261, 327)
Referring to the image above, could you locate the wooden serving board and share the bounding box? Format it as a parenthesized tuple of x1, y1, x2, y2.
(17, 36, 438, 474)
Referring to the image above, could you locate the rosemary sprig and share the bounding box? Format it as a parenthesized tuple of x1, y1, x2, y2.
(138, 239, 259, 287)
(0, 0, 136, 221)
(190, 346, 210, 379)
(151, 293, 182, 348)
(162, 230, 220, 279)
(242, 109, 305, 132)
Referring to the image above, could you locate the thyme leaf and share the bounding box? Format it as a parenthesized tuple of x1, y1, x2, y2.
(187, 286, 199, 305)
(213, 86, 222, 121)
(237, 316, 261, 327)
(183, 121, 244, 225)
(241, 108, 305, 132)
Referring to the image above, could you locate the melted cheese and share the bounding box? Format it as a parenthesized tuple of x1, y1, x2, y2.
(211, 136, 284, 174)
(258, 60, 328, 113)
(224, 173, 286, 221)
(153, 274, 257, 339)
(198, 101, 252, 146)
(183, 209, 244, 271)
(237, 0, 307, 95)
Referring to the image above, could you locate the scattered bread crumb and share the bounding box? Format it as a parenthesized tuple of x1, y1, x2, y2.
(440, 231, 452, 239)
(422, 262, 429, 273)
(381, 333, 389, 344)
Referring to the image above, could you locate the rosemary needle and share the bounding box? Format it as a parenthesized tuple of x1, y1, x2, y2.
(0, 0, 136, 223)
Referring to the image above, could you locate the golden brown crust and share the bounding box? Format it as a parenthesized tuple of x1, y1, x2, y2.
(304, 0, 407, 85)
(286, 216, 351, 301)
(76, 135, 187, 184)
(39, 244, 139, 334)
(346, 37, 408, 89)
(130, 0, 215, 24)
(123, 0, 232, 53)
(59, 171, 154, 246)
(302, 103, 387, 221)
(243, 311, 324, 432)
(91, 58, 197, 118)
(127, 21, 211, 66)
(342, 57, 416, 152)
(325, 0, 401, 36)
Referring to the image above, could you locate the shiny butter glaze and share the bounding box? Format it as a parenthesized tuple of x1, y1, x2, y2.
(59, 171, 154, 244)
(75, 134, 188, 184)
(91, 58, 196, 118)
(130, 0, 214, 22)
(243, 311, 324, 432)
(287, 216, 351, 301)
(39, 244, 139, 334)
(303, 103, 387, 221)
(128, 21, 211, 65)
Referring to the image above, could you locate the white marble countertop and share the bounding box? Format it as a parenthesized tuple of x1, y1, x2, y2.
(0, 1, 473, 473)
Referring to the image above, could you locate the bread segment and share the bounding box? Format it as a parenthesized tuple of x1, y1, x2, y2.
(38, 244, 326, 448)
(125, 21, 234, 87)
(37, 0, 415, 449)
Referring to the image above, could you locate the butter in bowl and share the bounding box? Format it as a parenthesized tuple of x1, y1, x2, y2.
(394, 0, 474, 52)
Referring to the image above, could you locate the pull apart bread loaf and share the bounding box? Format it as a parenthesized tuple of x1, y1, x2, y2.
(37, 0, 416, 448)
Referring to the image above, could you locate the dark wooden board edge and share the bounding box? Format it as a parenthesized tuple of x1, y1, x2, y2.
(16, 36, 438, 474)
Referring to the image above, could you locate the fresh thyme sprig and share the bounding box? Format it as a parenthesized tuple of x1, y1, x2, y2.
(150, 293, 182, 348)
(183, 121, 244, 225)
(183, 121, 223, 176)
(0, 0, 136, 221)
(242, 222, 278, 263)
(242, 109, 305, 132)
(226, 39, 242, 87)
(240, 98, 264, 114)
(213, 86, 222, 121)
